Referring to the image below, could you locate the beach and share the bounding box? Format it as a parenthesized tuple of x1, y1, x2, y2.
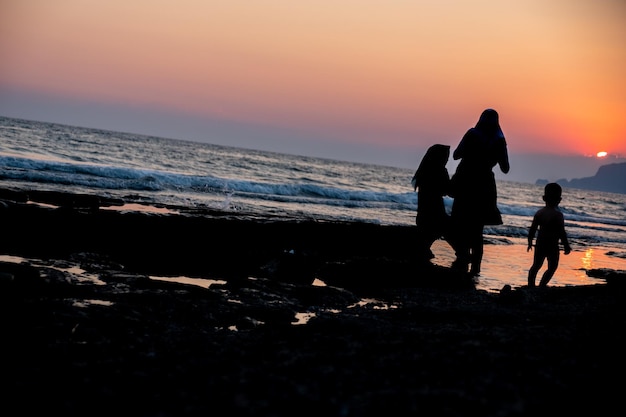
(2, 188, 626, 416)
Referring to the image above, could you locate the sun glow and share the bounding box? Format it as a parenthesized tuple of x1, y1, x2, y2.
(596, 151, 608, 158)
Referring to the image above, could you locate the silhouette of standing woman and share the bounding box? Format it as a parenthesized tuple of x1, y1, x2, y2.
(450, 109, 510, 275)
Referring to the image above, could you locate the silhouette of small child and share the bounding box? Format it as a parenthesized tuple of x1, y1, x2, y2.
(411, 144, 452, 262)
(527, 183, 571, 287)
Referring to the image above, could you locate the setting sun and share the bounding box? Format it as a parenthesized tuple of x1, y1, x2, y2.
(596, 151, 608, 158)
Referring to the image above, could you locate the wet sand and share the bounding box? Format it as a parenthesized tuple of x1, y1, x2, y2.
(2, 189, 625, 416)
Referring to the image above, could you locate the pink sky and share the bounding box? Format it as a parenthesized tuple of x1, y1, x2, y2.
(1, 1, 625, 182)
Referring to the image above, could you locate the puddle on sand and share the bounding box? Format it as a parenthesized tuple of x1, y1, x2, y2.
(149, 275, 226, 289)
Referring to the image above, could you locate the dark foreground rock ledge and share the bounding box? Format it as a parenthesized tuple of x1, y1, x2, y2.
(2, 256, 625, 417)
(2, 190, 626, 416)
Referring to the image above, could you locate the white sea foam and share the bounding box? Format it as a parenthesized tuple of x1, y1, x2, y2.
(2, 115, 625, 250)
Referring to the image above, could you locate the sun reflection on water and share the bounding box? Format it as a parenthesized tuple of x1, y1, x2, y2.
(580, 248, 594, 271)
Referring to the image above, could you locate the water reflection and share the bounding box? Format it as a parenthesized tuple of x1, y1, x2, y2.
(149, 275, 226, 289)
(430, 237, 624, 293)
(102, 203, 178, 215)
(293, 312, 316, 325)
(580, 248, 594, 271)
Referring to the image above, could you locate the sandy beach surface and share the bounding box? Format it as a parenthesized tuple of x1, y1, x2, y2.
(2, 188, 625, 416)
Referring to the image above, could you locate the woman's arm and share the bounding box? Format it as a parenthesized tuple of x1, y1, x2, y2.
(453, 130, 471, 160)
(498, 140, 510, 174)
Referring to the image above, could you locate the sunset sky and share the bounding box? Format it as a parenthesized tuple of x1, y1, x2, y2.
(1, 0, 625, 183)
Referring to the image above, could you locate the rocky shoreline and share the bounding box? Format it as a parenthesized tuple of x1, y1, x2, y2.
(2, 188, 625, 416)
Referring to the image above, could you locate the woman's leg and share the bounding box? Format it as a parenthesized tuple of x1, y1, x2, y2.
(450, 220, 470, 272)
(469, 223, 484, 275)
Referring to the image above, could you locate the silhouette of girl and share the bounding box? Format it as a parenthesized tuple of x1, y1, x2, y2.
(412, 144, 453, 262)
(450, 109, 510, 275)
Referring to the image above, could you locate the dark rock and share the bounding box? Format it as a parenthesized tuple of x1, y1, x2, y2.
(27, 189, 101, 210)
(0, 188, 29, 203)
(0, 261, 42, 288)
(586, 268, 626, 288)
(318, 257, 475, 294)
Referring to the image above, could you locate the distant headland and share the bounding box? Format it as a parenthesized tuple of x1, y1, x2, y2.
(536, 162, 626, 194)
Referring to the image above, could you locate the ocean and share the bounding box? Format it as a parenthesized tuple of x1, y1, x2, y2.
(1, 115, 625, 293)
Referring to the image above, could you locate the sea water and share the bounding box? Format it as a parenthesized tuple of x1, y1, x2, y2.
(1, 116, 625, 292)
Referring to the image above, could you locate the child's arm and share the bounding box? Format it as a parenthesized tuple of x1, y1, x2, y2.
(563, 241, 571, 255)
(561, 234, 571, 255)
(558, 211, 571, 255)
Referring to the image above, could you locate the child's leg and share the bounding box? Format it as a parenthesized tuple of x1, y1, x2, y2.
(528, 250, 545, 287)
(539, 251, 560, 287)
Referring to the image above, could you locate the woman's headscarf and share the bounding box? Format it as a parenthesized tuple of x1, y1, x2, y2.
(475, 108, 504, 140)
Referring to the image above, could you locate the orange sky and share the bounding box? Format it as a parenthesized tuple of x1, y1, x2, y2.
(1, 0, 625, 171)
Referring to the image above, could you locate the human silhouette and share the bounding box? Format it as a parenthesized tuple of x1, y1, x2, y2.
(411, 144, 452, 262)
(527, 182, 571, 287)
(449, 109, 510, 275)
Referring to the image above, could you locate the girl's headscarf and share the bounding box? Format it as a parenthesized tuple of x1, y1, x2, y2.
(412, 144, 450, 190)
